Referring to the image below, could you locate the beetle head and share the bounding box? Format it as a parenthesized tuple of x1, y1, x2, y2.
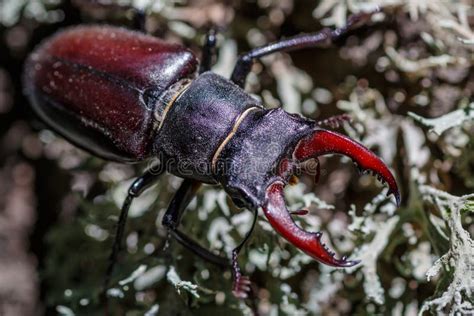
(216, 109, 400, 267)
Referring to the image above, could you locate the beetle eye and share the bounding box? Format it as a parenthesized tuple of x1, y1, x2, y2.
(227, 186, 250, 209)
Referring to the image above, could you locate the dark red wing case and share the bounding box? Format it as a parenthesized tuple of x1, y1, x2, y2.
(24, 25, 198, 161)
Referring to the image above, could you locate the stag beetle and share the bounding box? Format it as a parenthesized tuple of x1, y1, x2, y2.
(23, 7, 400, 299)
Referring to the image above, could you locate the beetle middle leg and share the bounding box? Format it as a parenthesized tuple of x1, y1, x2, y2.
(230, 9, 380, 87)
(164, 181, 262, 299)
(162, 179, 229, 267)
(103, 165, 164, 293)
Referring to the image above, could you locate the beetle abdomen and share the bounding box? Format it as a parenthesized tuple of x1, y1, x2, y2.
(24, 25, 198, 162)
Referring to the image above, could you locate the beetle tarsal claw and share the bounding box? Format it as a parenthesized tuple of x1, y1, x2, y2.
(293, 129, 401, 206)
(232, 276, 252, 299)
(262, 182, 359, 268)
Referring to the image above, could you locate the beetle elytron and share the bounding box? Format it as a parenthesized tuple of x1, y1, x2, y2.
(23, 7, 400, 299)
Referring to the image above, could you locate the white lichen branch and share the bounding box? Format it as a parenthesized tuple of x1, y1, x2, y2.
(418, 185, 474, 315)
(408, 102, 474, 136)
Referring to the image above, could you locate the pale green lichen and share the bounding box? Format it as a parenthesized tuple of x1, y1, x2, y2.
(166, 266, 201, 299)
(418, 186, 474, 315)
(385, 46, 468, 77)
(56, 305, 75, 316)
(409, 102, 474, 136)
(0, 0, 63, 26)
(347, 191, 400, 304)
(280, 284, 308, 315)
(144, 304, 160, 316)
(118, 264, 147, 286)
(134, 265, 167, 290)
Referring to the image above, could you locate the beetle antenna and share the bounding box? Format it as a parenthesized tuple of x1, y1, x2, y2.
(316, 114, 351, 129)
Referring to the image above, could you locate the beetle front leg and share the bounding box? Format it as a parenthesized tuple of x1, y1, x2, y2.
(103, 165, 164, 295)
(231, 208, 258, 299)
(162, 179, 229, 267)
(230, 9, 380, 87)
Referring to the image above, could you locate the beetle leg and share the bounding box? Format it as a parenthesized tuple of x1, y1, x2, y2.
(230, 8, 381, 87)
(162, 179, 229, 267)
(132, 9, 147, 32)
(165, 182, 260, 298)
(231, 208, 258, 299)
(199, 27, 218, 74)
(103, 165, 164, 293)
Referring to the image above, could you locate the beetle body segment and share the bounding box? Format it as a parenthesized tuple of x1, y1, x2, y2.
(156, 72, 262, 183)
(215, 108, 315, 208)
(24, 25, 198, 162)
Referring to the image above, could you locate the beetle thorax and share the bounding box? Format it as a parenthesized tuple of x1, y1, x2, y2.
(154, 72, 262, 183)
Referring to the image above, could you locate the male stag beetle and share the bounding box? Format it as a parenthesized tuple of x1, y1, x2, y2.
(23, 7, 400, 299)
